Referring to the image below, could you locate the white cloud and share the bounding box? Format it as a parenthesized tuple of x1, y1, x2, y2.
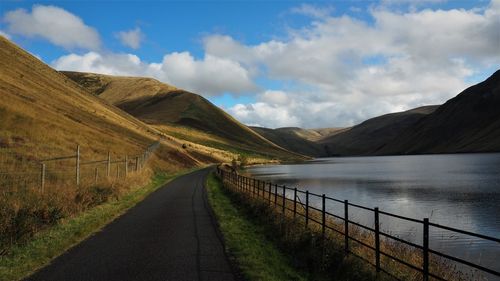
(0, 30, 11, 39)
(204, 1, 500, 127)
(52, 51, 257, 96)
(3, 5, 100, 50)
(116, 27, 144, 49)
(290, 4, 334, 18)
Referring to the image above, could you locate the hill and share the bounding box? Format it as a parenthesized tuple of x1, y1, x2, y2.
(0, 36, 218, 171)
(250, 127, 346, 157)
(62, 71, 303, 160)
(319, 106, 438, 156)
(377, 70, 500, 154)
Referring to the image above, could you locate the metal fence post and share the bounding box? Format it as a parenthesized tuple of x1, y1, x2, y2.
(274, 184, 278, 206)
(293, 188, 297, 218)
(107, 151, 111, 177)
(322, 194, 326, 238)
(116, 164, 119, 179)
(344, 200, 349, 254)
(305, 190, 309, 228)
(253, 179, 256, 195)
(40, 163, 46, 192)
(282, 186, 286, 214)
(423, 218, 429, 281)
(375, 207, 380, 273)
(268, 182, 272, 205)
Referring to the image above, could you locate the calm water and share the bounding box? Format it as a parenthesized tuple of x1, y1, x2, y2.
(246, 153, 500, 278)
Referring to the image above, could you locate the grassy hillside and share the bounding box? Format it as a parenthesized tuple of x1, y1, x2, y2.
(0, 36, 222, 170)
(319, 106, 438, 156)
(250, 127, 331, 157)
(377, 70, 500, 154)
(0, 36, 233, 261)
(62, 71, 304, 161)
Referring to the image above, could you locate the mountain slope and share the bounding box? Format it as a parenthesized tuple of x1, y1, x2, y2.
(377, 70, 500, 154)
(0, 36, 208, 170)
(319, 106, 439, 156)
(62, 72, 303, 160)
(250, 127, 346, 157)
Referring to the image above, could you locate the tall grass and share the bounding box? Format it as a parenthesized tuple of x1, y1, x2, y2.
(0, 152, 154, 255)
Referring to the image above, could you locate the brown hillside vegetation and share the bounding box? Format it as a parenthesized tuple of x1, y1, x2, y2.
(0, 36, 214, 169)
(0, 36, 230, 256)
(249, 127, 337, 157)
(320, 106, 439, 156)
(62, 71, 304, 160)
(377, 70, 500, 154)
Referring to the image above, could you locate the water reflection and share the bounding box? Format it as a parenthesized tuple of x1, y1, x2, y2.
(246, 153, 500, 277)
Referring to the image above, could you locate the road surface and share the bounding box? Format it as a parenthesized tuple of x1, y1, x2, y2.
(26, 168, 237, 281)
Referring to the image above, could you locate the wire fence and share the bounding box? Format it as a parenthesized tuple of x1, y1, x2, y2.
(217, 167, 500, 281)
(0, 141, 160, 194)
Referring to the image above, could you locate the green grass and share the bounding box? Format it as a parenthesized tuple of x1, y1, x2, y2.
(206, 172, 307, 281)
(0, 170, 191, 281)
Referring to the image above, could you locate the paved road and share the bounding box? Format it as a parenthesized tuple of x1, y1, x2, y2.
(26, 168, 237, 281)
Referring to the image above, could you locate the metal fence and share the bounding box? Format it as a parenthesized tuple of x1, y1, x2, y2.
(216, 167, 500, 281)
(0, 141, 160, 193)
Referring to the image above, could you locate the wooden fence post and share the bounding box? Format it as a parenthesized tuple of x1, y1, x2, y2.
(116, 164, 119, 179)
(40, 163, 46, 192)
(344, 200, 349, 254)
(125, 155, 128, 177)
(107, 151, 111, 177)
(305, 190, 309, 228)
(293, 188, 297, 218)
(375, 207, 380, 273)
(75, 145, 80, 186)
(423, 218, 429, 281)
(322, 194, 326, 238)
(135, 156, 139, 172)
(95, 167, 98, 185)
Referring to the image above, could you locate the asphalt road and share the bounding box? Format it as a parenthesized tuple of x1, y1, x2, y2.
(26, 168, 237, 281)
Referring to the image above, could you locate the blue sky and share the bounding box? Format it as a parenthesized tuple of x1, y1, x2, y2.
(1, 0, 499, 128)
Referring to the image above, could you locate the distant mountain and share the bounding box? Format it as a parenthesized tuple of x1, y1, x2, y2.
(319, 106, 439, 156)
(250, 127, 346, 157)
(63, 72, 303, 160)
(377, 70, 500, 154)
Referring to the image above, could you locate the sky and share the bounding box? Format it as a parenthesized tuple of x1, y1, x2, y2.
(1, 0, 499, 129)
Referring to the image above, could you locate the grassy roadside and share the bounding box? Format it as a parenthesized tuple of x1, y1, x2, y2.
(205, 172, 308, 281)
(0, 170, 193, 281)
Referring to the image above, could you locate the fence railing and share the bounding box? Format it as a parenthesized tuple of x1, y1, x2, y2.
(216, 167, 500, 281)
(0, 140, 160, 193)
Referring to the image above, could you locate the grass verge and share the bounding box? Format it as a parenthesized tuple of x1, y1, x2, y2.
(0, 170, 190, 281)
(206, 172, 308, 281)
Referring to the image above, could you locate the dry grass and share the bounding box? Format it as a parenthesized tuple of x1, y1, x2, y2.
(62, 71, 306, 161)
(0, 163, 153, 254)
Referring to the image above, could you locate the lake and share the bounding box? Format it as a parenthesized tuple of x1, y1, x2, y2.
(245, 153, 500, 279)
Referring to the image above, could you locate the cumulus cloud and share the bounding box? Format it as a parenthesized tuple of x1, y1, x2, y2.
(52, 51, 257, 96)
(205, 1, 500, 128)
(3, 5, 100, 50)
(116, 27, 144, 49)
(46, 1, 500, 128)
